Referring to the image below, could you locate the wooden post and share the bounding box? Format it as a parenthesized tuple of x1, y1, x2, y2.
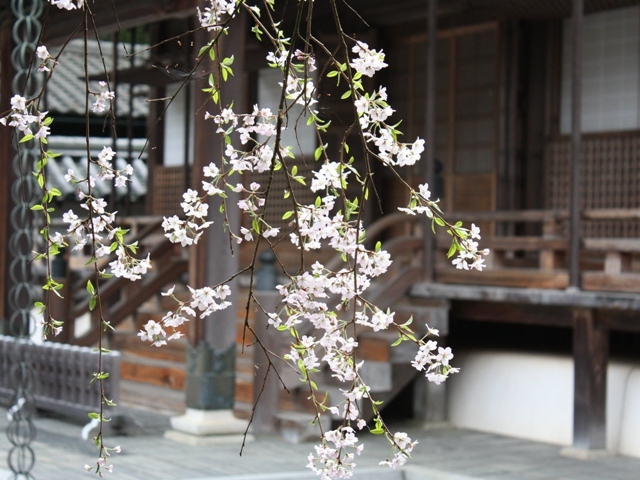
(412, 300, 450, 424)
(422, 0, 437, 282)
(190, 12, 246, 351)
(572, 308, 608, 451)
(568, 0, 583, 289)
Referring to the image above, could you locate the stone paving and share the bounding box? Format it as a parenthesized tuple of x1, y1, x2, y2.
(1, 405, 639, 480)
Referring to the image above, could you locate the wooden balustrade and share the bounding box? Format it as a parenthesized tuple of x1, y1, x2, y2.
(359, 209, 640, 293)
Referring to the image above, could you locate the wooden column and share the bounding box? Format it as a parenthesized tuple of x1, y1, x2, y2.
(0, 20, 15, 329)
(190, 13, 246, 350)
(422, 0, 437, 282)
(572, 308, 608, 451)
(568, 0, 583, 288)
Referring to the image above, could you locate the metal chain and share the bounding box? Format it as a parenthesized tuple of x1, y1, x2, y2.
(6, 0, 44, 478)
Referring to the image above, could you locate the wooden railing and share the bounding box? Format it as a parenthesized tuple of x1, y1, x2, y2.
(359, 209, 640, 293)
(47, 216, 188, 346)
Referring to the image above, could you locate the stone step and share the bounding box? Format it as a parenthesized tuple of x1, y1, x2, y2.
(119, 379, 186, 415)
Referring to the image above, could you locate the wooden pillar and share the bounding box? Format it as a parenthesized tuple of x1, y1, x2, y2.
(0, 20, 15, 329)
(190, 12, 246, 350)
(568, 0, 583, 289)
(412, 300, 450, 424)
(422, 0, 437, 282)
(572, 308, 608, 451)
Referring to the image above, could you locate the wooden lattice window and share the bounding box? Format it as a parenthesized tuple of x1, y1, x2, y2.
(546, 133, 640, 237)
(150, 166, 188, 217)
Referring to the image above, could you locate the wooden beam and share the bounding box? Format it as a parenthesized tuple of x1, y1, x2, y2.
(450, 301, 573, 327)
(572, 308, 608, 451)
(42, 0, 197, 46)
(596, 309, 640, 333)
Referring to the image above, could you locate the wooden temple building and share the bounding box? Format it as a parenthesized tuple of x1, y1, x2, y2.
(1, 0, 640, 458)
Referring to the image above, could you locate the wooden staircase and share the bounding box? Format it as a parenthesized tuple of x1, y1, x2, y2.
(56, 217, 191, 413)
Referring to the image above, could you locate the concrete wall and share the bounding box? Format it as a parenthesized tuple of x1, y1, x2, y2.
(446, 350, 640, 457)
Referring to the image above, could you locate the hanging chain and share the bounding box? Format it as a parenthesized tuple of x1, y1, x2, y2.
(6, 0, 44, 478)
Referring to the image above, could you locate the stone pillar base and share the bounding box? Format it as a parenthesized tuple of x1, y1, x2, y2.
(560, 446, 613, 460)
(165, 409, 254, 446)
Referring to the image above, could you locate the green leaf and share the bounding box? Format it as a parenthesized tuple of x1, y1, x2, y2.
(88, 412, 100, 419)
(326, 70, 339, 78)
(402, 315, 414, 327)
(314, 145, 323, 161)
(341, 90, 352, 100)
(291, 165, 298, 176)
(86, 280, 95, 295)
(89, 297, 97, 312)
(30, 204, 44, 211)
(282, 210, 294, 220)
(391, 337, 403, 347)
(434, 217, 445, 227)
(446, 242, 458, 258)
(375, 241, 381, 252)
(20, 133, 34, 143)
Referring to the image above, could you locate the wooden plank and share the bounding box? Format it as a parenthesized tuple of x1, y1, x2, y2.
(120, 358, 185, 390)
(582, 272, 640, 293)
(584, 238, 640, 252)
(572, 308, 608, 451)
(436, 268, 569, 289)
(357, 334, 391, 362)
